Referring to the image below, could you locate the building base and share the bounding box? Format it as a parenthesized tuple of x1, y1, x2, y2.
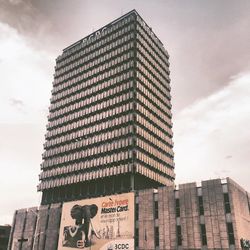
(8, 177, 250, 250)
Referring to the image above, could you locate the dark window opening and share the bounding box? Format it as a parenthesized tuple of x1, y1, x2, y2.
(135, 228, 139, 247)
(200, 224, 207, 246)
(224, 193, 231, 213)
(135, 203, 139, 221)
(175, 199, 180, 217)
(176, 225, 182, 246)
(227, 223, 235, 245)
(154, 201, 159, 219)
(154, 227, 159, 247)
(198, 196, 204, 215)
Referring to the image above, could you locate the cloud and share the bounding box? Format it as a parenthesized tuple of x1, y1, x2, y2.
(174, 71, 250, 191)
(0, 123, 44, 224)
(0, 22, 54, 224)
(9, 98, 24, 107)
(0, 21, 54, 123)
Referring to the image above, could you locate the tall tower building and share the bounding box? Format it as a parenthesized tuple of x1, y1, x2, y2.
(38, 10, 175, 205)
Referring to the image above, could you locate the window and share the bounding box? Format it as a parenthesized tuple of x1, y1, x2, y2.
(175, 199, 180, 217)
(154, 201, 159, 219)
(176, 225, 182, 246)
(154, 227, 159, 247)
(200, 224, 207, 245)
(198, 196, 204, 215)
(135, 228, 139, 247)
(224, 193, 231, 213)
(135, 202, 139, 221)
(227, 223, 235, 245)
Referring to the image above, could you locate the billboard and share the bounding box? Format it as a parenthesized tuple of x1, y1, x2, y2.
(58, 192, 134, 250)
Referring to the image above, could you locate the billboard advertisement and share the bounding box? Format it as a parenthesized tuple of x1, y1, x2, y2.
(58, 192, 134, 250)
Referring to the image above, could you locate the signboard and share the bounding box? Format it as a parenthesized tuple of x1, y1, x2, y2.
(58, 192, 134, 250)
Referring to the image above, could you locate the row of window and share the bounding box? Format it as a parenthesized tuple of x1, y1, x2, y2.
(55, 28, 135, 78)
(136, 22, 168, 70)
(41, 140, 133, 169)
(52, 58, 133, 103)
(137, 59, 170, 100)
(136, 125, 173, 154)
(53, 49, 134, 101)
(137, 80, 172, 120)
(176, 223, 234, 246)
(137, 147, 174, 174)
(137, 90, 172, 127)
(176, 192, 232, 217)
(137, 38, 169, 82)
(137, 71, 171, 106)
(50, 74, 134, 119)
(134, 190, 234, 248)
(48, 87, 133, 129)
(50, 82, 133, 123)
(43, 125, 133, 159)
(41, 156, 133, 180)
(137, 103, 173, 138)
(46, 103, 132, 140)
(57, 14, 135, 66)
(137, 113, 173, 147)
(53, 42, 134, 96)
(43, 137, 132, 171)
(135, 162, 173, 185)
(44, 134, 132, 161)
(137, 71, 171, 108)
(175, 192, 234, 246)
(136, 16, 169, 65)
(136, 137, 173, 162)
(55, 42, 134, 89)
(54, 35, 134, 85)
(38, 163, 133, 190)
(44, 114, 133, 149)
(137, 150, 174, 176)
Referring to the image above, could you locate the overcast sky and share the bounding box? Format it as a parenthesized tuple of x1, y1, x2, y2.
(0, 0, 250, 224)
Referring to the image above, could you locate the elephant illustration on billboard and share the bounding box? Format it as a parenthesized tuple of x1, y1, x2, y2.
(63, 204, 99, 248)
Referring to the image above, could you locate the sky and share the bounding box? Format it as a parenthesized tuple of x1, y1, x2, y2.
(0, 0, 250, 224)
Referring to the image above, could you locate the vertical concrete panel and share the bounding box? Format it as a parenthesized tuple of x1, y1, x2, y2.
(227, 178, 250, 249)
(202, 179, 229, 249)
(190, 186, 201, 249)
(158, 186, 176, 250)
(11, 209, 27, 250)
(202, 181, 214, 249)
(138, 189, 154, 250)
(214, 183, 228, 249)
(168, 189, 177, 249)
(22, 207, 38, 250)
(32, 205, 49, 250)
(44, 203, 62, 250)
(179, 183, 200, 249)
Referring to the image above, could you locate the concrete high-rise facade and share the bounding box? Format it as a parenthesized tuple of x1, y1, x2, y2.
(8, 10, 250, 250)
(38, 10, 175, 205)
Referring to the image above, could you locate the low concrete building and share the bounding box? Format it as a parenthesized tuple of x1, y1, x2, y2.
(0, 225, 11, 250)
(8, 178, 250, 250)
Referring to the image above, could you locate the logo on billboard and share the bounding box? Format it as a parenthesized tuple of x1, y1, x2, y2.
(58, 193, 134, 250)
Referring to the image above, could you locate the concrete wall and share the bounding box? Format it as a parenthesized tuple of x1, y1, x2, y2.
(8, 178, 250, 250)
(227, 178, 250, 249)
(178, 182, 201, 249)
(8, 204, 62, 250)
(202, 179, 229, 250)
(158, 185, 176, 249)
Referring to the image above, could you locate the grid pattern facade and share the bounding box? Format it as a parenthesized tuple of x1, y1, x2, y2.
(38, 10, 175, 204)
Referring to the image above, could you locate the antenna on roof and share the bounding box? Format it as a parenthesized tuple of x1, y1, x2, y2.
(121, 8, 124, 15)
